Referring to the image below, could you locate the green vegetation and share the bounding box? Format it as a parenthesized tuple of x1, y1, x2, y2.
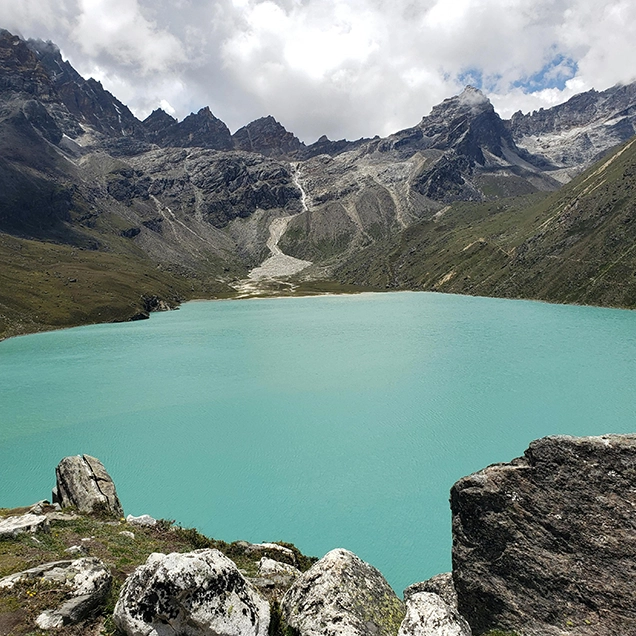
(0, 233, 236, 341)
(0, 508, 316, 636)
(336, 138, 636, 310)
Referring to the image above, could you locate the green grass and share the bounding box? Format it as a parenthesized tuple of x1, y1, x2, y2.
(336, 138, 636, 310)
(0, 232, 236, 341)
(0, 508, 317, 636)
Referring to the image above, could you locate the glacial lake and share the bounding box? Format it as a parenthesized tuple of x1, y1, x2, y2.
(2, 291, 636, 593)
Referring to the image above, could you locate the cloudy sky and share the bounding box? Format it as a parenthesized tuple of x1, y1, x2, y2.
(1, 0, 635, 142)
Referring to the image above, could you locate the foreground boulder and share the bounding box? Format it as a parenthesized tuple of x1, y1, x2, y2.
(0, 558, 111, 628)
(113, 549, 269, 636)
(451, 434, 636, 636)
(398, 592, 471, 636)
(282, 548, 405, 636)
(53, 455, 123, 516)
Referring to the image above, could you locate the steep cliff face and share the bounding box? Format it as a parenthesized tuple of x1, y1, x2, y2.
(509, 83, 636, 180)
(451, 434, 636, 636)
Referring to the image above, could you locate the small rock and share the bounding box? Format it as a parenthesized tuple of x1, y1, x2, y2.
(397, 592, 471, 636)
(28, 500, 50, 515)
(258, 557, 300, 578)
(119, 531, 135, 539)
(245, 542, 296, 565)
(282, 548, 405, 636)
(113, 549, 269, 636)
(53, 455, 123, 516)
(65, 545, 88, 556)
(404, 572, 458, 610)
(125, 513, 157, 527)
(0, 513, 49, 539)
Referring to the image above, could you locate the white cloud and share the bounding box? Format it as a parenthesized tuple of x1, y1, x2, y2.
(2, 0, 635, 142)
(72, 0, 185, 74)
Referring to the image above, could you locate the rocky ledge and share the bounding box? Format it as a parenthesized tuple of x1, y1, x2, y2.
(2, 436, 636, 636)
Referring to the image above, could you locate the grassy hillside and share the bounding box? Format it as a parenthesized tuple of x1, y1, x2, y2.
(0, 233, 235, 340)
(336, 137, 636, 309)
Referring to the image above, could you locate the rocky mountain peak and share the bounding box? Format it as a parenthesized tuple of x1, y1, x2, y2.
(0, 29, 55, 100)
(142, 107, 176, 133)
(232, 115, 304, 158)
(428, 85, 493, 121)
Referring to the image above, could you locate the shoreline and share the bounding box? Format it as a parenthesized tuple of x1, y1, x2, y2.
(3, 282, 636, 344)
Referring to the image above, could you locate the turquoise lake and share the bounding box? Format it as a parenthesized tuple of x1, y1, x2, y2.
(2, 291, 636, 593)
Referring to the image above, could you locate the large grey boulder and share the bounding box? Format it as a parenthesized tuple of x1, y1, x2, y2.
(53, 455, 123, 516)
(451, 434, 636, 636)
(404, 573, 458, 611)
(0, 513, 49, 538)
(113, 549, 270, 636)
(0, 558, 111, 628)
(398, 592, 471, 636)
(282, 548, 405, 636)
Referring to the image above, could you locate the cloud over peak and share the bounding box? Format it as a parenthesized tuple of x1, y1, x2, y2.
(1, 0, 634, 142)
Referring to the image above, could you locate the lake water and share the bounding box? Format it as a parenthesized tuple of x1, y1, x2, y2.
(2, 291, 636, 594)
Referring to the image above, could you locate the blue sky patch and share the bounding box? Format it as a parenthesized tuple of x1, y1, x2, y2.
(513, 54, 578, 91)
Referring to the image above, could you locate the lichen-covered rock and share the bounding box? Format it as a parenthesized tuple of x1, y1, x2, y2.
(0, 558, 111, 628)
(53, 455, 123, 516)
(404, 573, 458, 610)
(257, 557, 300, 579)
(0, 513, 49, 538)
(126, 513, 157, 527)
(113, 549, 269, 636)
(398, 592, 471, 636)
(451, 434, 636, 636)
(282, 548, 405, 636)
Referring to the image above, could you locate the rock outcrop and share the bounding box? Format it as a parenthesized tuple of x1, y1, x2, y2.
(451, 434, 636, 636)
(113, 549, 270, 636)
(404, 572, 458, 610)
(0, 557, 111, 628)
(0, 513, 49, 538)
(53, 455, 123, 516)
(398, 592, 471, 636)
(282, 548, 405, 636)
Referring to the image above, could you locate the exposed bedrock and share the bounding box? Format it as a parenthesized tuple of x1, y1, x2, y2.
(53, 454, 123, 516)
(398, 592, 471, 636)
(451, 434, 636, 636)
(282, 548, 405, 636)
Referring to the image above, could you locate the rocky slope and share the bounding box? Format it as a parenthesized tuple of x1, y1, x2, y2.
(509, 82, 636, 182)
(336, 133, 636, 309)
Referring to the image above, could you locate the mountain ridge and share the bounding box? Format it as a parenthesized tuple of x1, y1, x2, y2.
(1, 27, 636, 339)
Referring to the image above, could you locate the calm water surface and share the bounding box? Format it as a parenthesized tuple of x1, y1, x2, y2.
(2, 292, 636, 593)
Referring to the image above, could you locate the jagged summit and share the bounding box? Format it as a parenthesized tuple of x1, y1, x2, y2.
(428, 85, 492, 119)
(232, 115, 304, 158)
(146, 105, 233, 150)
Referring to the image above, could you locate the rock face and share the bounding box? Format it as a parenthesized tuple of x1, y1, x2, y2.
(0, 513, 49, 538)
(0, 558, 111, 628)
(282, 548, 405, 636)
(113, 549, 270, 636)
(509, 82, 636, 176)
(232, 115, 304, 158)
(53, 455, 123, 516)
(398, 592, 471, 636)
(404, 572, 458, 610)
(451, 434, 636, 636)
